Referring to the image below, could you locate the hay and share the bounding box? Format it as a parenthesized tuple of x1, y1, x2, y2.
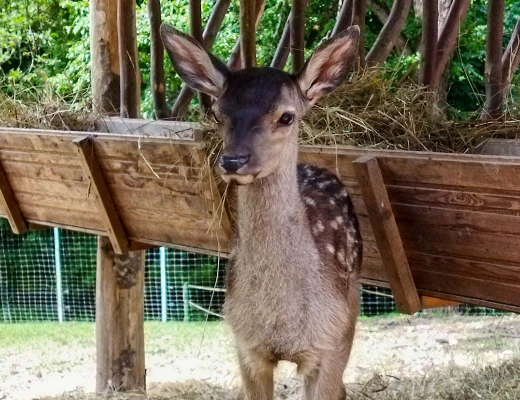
(301, 69, 520, 153)
(0, 86, 94, 132)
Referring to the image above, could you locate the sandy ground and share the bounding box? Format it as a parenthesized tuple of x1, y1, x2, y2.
(0, 314, 519, 400)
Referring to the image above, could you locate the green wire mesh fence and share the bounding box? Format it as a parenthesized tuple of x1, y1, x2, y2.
(0, 221, 506, 323)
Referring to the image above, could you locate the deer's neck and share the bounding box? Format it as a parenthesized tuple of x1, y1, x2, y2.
(235, 145, 314, 266)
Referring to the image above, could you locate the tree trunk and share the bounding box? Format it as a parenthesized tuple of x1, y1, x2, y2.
(367, 0, 411, 55)
(353, 0, 367, 68)
(502, 19, 520, 93)
(291, 0, 306, 73)
(366, 0, 412, 66)
(332, 0, 354, 37)
(90, 0, 120, 114)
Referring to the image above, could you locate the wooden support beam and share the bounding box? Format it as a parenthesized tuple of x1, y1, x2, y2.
(353, 156, 421, 314)
(0, 161, 27, 234)
(74, 136, 130, 255)
(96, 236, 145, 393)
(419, 0, 438, 87)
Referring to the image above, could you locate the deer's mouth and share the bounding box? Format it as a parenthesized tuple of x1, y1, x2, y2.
(220, 172, 257, 186)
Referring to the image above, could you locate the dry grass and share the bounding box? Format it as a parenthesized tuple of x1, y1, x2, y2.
(301, 69, 520, 153)
(0, 85, 94, 132)
(39, 358, 520, 399)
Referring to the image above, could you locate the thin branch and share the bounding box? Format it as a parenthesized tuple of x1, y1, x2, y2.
(502, 19, 520, 89)
(240, 0, 257, 68)
(366, 0, 412, 66)
(352, 0, 367, 68)
(271, 13, 291, 68)
(366, 0, 411, 55)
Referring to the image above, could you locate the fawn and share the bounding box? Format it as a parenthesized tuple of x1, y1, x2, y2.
(161, 23, 363, 400)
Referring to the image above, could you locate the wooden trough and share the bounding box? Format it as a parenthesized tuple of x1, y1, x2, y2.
(0, 120, 519, 316)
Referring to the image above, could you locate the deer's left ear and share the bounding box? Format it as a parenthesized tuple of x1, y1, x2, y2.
(296, 26, 360, 104)
(161, 23, 229, 98)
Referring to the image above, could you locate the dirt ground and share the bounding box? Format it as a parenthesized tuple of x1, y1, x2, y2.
(1, 314, 519, 400)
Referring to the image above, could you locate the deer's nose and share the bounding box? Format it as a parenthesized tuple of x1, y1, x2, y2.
(219, 154, 250, 173)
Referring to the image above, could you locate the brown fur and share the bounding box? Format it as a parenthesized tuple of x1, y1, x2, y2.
(160, 23, 362, 400)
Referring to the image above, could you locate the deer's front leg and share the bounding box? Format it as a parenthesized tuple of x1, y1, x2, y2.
(236, 349, 276, 400)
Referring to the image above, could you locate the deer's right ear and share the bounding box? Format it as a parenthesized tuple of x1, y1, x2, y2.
(160, 23, 229, 98)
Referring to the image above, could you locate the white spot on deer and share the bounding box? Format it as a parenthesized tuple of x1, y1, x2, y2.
(304, 197, 316, 206)
(335, 216, 344, 225)
(316, 221, 325, 232)
(329, 198, 336, 206)
(338, 188, 349, 198)
(326, 244, 335, 255)
(330, 220, 338, 229)
(337, 248, 346, 264)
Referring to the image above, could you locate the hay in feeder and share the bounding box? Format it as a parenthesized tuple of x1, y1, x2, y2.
(301, 69, 520, 153)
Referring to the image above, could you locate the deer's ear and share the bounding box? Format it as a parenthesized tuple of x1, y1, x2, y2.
(296, 26, 360, 104)
(161, 23, 229, 98)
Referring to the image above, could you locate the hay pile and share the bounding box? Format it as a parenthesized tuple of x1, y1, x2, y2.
(302, 69, 520, 153)
(0, 88, 94, 131)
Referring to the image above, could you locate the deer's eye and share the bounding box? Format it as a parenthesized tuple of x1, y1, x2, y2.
(279, 113, 294, 126)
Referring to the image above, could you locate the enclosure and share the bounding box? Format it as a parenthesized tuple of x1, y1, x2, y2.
(1, 0, 520, 398)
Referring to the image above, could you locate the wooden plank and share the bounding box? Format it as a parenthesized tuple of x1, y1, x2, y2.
(74, 136, 130, 254)
(0, 160, 27, 234)
(353, 155, 421, 314)
(96, 117, 198, 139)
(19, 203, 104, 231)
(392, 203, 520, 237)
(421, 296, 460, 309)
(407, 252, 520, 286)
(387, 185, 520, 215)
(1, 160, 85, 183)
(399, 223, 520, 265)
(412, 269, 520, 307)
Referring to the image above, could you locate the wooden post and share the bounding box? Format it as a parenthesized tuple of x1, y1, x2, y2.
(148, 0, 170, 119)
(353, 156, 421, 314)
(96, 236, 145, 393)
(118, 0, 141, 118)
(90, 0, 120, 114)
(483, 0, 505, 119)
(352, 0, 366, 68)
(190, 0, 211, 112)
(240, 0, 257, 68)
(419, 0, 438, 87)
(502, 19, 520, 92)
(290, 0, 306, 73)
(91, 0, 146, 393)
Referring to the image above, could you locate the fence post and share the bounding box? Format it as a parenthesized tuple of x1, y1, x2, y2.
(160, 247, 167, 322)
(182, 282, 190, 322)
(53, 227, 64, 323)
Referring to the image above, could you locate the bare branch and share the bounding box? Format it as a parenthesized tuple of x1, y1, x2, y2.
(291, 0, 306, 73)
(367, 0, 412, 55)
(502, 19, 520, 89)
(431, 0, 470, 89)
(366, 0, 412, 66)
(271, 13, 291, 68)
(332, 0, 354, 37)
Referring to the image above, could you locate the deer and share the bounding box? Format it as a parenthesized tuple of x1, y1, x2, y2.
(161, 23, 363, 400)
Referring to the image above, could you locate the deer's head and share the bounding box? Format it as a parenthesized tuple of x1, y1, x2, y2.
(161, 24, 359, 185)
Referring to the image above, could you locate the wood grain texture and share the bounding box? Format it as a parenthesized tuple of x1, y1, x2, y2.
(354, 155, 421, 314)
